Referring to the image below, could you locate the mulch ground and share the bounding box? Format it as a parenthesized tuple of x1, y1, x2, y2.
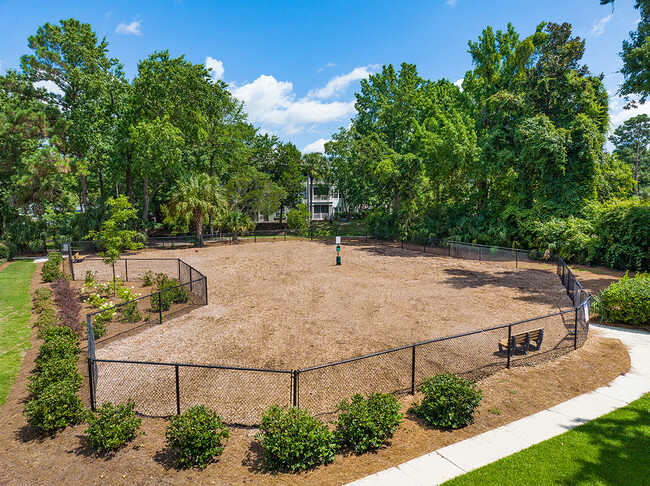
(0, 243, 634, 485)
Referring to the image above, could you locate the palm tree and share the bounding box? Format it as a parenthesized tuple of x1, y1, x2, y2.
(301, 152, 328, 220)
(167, 173, 226, 247)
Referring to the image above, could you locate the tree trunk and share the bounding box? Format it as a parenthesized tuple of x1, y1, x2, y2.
(209, 209, 214, 237)
(195, 211, 204, 247)
(142, 175, 150, 222)
(81, 175, 90, 212)
(98, 166, 105, 201)
(125, 165, 134, 204)
(393, 186, 399, 214)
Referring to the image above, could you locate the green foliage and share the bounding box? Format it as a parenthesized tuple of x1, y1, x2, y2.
(165, 405, 230, 469)
(119, 301, 141, 323)
(142, 270, 154, 287)
(595, 272, 650, 326)
(0, 242, 11, 261)
(91, 319, 108, 339)
(41, 252, 64, 282)
(410, 373, 483, 429)
(150, 274, 190, 312)
(85, 400, 143, 453)
(28, 356, 82, 397)
(335, 393, 403, 454)
(286, 203, 310, 229)
(84, 270, 97, 286)
(24, 324, 84, 434)
(221, 210, 254, 234)
(257, 405, 339, 472)
(24, 380, 85, 433)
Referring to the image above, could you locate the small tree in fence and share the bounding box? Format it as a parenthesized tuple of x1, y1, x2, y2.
(89, 196, 143, 294)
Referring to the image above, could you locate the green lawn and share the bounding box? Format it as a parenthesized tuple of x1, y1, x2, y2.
(0, 261, 36, 407)
(444, 393, 650, 485)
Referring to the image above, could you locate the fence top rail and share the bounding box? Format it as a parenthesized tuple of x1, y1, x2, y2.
(92, 358, 292, 374)
(298, 307, 577, 373)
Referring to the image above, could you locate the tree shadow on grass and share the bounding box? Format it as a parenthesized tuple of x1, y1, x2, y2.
(555, 397, 650, 485)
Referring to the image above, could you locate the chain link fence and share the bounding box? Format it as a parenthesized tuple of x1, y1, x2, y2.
(81, 235, 590, 425)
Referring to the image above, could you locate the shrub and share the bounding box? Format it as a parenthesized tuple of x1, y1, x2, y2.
(41, 253, 64, 282)
(595, 272, 650, 326)
(409, 373, 483, 429)
(52, 279, 82, 335)
(32, 288, 53, 314)
(85, 401, 143, 453)
(150, 276, 189, 312)
(24, 380, 85, 433)
(0, 242, 11, 262)
(257, 405, 338, 472)
(84, 270, 97, 286)
(165, 405, 230, 469)
(335, 393, 403, 454)
(28, 239, 45, 253)
(287, 203, 310, 230)
(119, 301, 142, 322)
(142, 270, 154, 287)
(28, 356, 82, 397)
(91, 319, 108, 339)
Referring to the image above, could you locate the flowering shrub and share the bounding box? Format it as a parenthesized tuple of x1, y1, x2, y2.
(85, 293, 108, 308)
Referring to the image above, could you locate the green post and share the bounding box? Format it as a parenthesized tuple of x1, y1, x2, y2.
(336, 244, 341, 265)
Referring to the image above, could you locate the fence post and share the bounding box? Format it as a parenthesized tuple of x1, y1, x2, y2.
(574, 308, 579, 350)
(284, 232, 287, 241)
(292, 370, 300, 408)
(189, 268, 193, 293)
(204, 277, 208, 305)
(254, 233, 257, 243)
(423, 238, 426, 253)
(411, 345, 416, 395)
(125, 259, 128, 282)
(158, 292, 163, 324)
(515, 250, 518, 269)
(365, 233, 367, 243)
(401, 240, 404, 249)
(479, 246, 482, 262)
(310, 228, 313, 241)
(88, 358, 95, 412)
(506, 324, 512, 369)
(175, 365, 181, 415)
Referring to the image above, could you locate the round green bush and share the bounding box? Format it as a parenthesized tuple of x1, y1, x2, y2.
(24, 380, 85, 433)
(257, 405, 338, 472)
(165, 405, 230, 469)
(335, 393, 403, 454)
(41, 253, 64, 282)
(595, 272, 650, 326)
(28, 356, 82, 397)
(85, 400, 143, 452)
(410, 373, 483, 429)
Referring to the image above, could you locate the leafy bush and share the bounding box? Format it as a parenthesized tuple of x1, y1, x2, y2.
(24, 380, 85, 433)
(142, 270, 154, 287)
(165, 405, 230, 469)
(84, 270, 97, 286)
(29, 239, 45, 253)
(150, 275, 189, 312)
(595, 272, 650, 326)
(0, 242, 11, 261)
(119, 301, 142, 322)
(41, 253, 64, 282)
(257, 405, 338, 472)
(36, 332, 80, 364)
(92, 319, 108, 339)
(410, 373, 483, 429)
(85, 401, 143, 452)
(287, 203, 310, 229)
(32, 287, 53, 315)
(51, 279, 82, 335)
(28, 357, 82, 397)
(335, 393, 403, 454)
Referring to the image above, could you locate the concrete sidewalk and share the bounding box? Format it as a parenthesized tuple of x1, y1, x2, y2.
(346, 324, 650, 486)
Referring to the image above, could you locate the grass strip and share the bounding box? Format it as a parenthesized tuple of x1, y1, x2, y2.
(444, 392, 650, 485)
(0, 261, 36, 407)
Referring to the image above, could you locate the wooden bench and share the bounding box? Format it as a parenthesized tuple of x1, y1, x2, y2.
(498, 328, 544, 355)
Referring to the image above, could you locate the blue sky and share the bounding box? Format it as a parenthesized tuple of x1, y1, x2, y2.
(0, 0, 643, 153)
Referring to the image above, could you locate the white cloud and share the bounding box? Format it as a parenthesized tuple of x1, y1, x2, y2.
(454, 78, 464, 92)
(591, 14, 613, 37)
(447, 0, 459, 7)
(205, 57, 224, 81)
(302, 138, 330, 154)
(230, 74, 355, 135)
(116, 20, 143, 36)
(309, 64, 379, 99)
(33, 80, 64, 96)
(610, 97, 650, 128)
(318, 62, 336, 73)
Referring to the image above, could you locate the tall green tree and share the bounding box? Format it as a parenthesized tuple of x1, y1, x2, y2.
(166, 173, 226, 246)
(20, 19, 124, 212)
(301, 152, 328, 218)
(610, 114, 650, 197)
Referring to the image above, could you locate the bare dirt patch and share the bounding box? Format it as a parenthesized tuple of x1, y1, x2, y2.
(97, 240, 573, 369)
